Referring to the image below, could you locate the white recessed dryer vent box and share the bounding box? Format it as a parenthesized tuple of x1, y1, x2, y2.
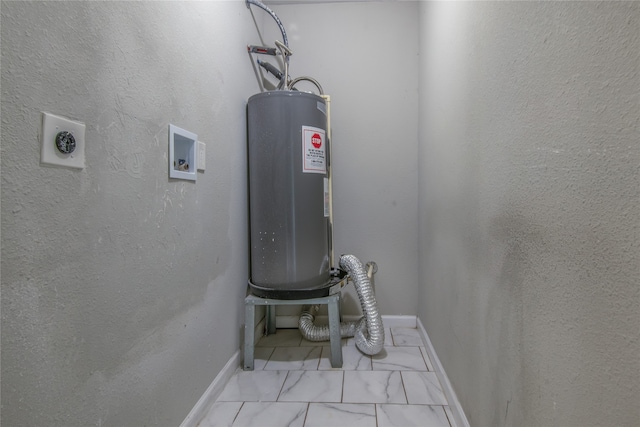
(169, 124, 197, 181)
(41, 112, 86, 169)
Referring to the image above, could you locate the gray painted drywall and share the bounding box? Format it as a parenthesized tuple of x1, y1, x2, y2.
(5, 1, 637, 426)
(418, 2, 639, 426)
(259, 1, 420, 316)
(1, 2, 257, 425)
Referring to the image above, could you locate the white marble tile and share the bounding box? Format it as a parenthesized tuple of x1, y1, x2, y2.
(390, 327, 423, 346)
(318, 346, 372, 370)
(342, 371, 406, 404)
(264, 346, 322, 370)
(253, 347, 274, 370)
(278, 370, 343, 403)
(232, 402, 307, 427)
(216, 370, 287, 402)
(256, 329, 302, 347)
(372, 346, 428, 371)
(401, 371, 447, 405)
(420, 346, 435, 371)
(376, 404, 450, 427)
(198, 401, 242, 427)
(305, 403, 376, 427)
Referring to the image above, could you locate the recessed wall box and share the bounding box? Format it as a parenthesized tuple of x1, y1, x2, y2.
(169, 124, 197, 181)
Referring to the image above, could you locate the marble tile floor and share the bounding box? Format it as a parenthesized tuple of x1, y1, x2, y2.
(198, 327, 457, 427)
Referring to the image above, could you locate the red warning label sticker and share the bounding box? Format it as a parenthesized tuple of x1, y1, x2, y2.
(302, 125, 326, 174)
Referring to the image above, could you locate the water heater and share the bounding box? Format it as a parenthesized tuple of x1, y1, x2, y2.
(247, 90, 332, 299)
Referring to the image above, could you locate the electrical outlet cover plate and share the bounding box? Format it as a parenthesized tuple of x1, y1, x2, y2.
(41, 112, 86, 169)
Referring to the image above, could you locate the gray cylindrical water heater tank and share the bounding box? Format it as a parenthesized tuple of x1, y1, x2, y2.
(247, 90, 331, 299)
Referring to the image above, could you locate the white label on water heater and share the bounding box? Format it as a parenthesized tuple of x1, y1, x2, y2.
(302, 125, 326, 174)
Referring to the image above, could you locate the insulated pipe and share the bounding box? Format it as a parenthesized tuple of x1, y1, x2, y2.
(298, 254, 384, 355)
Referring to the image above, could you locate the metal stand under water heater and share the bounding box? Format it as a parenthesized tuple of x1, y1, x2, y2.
(244, 0, 384, 357)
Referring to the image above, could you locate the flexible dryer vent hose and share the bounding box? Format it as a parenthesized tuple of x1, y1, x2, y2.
(298, 254, 384, 355)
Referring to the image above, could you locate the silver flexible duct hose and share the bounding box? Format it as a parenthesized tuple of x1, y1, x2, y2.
(341, 254, 385, 355)
(298, 254, 384, 355)
(298, 305, 359, 341)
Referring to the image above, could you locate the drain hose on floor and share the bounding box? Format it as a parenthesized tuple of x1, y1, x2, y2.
(298, 254, 384, 355)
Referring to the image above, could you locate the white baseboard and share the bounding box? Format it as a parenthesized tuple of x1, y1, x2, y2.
(275, 314, 303, 328)
(181, 317, 268, 427)
(417, 318, 470, 427)
(382, 314, 417, 328)
(274, 314, 417, 329)
(179, 350, 240, 427)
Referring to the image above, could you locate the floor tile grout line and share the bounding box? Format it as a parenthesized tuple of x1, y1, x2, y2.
(374, 403, 379, 427)
(313, 346, 321, 370)
(263, 347, 276, 370)
(231, 401, 244, 426)
(275, 370, 290, 402)
(419, 346, 434, 372)
(444, 404, 454, 427)
(417, 344, 431, 372)
(302, 402, 310, 427)
(399, 370, 410, 405)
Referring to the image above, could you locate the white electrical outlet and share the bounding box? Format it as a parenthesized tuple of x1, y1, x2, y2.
(41, 112, 85, 169)
(198, 141, 206, 171)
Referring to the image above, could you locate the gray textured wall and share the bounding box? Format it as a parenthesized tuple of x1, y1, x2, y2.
(4, 1, 638, 426)
(1, 2, 256, 425)
(418, 2, 639, 426)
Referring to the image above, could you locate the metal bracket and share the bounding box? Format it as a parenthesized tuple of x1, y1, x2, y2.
(247, 45, 278, 56)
